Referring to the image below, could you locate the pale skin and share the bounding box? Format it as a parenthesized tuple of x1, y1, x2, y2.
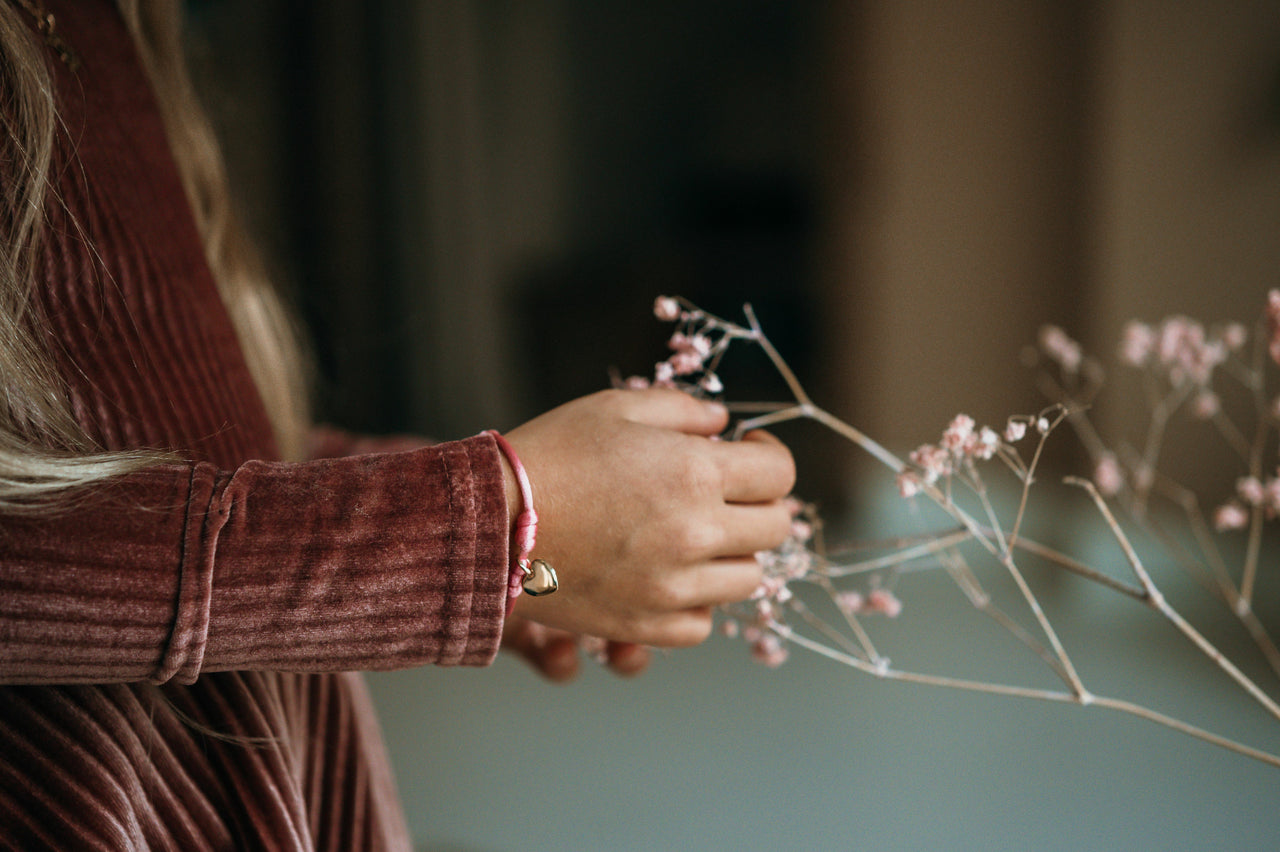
(495, 388, 796, 682)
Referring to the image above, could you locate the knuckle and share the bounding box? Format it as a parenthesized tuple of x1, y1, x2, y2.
(672, 521, 722, 563)
(672, 449, 721, 499)
(642, 574, 686, 612)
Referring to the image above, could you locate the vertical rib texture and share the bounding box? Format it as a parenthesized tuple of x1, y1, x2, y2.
(0, 1, 511, 848)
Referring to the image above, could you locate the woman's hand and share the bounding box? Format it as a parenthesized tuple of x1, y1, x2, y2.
(501, 612, 651, 682)
(502, 388, 795, 648)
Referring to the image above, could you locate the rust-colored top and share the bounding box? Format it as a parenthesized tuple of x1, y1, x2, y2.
(0, 2, 509, 848)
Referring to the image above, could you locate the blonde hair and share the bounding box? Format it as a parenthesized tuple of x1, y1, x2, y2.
(0, 0, 308, 510)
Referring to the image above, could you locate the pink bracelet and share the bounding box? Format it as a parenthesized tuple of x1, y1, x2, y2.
(483, 430, 558, 615)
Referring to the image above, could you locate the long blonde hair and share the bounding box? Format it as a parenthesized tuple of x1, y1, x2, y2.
(0, 0, 308, 510)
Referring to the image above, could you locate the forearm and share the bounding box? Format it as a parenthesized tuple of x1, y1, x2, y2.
(0, 435, 511, 685)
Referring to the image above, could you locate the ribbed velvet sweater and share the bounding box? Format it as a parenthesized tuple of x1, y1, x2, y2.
(0, 2, 511, 849)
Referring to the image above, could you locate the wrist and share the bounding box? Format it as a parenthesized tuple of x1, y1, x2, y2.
(482, 429, 558, 613)
(495, 436, 522, 534)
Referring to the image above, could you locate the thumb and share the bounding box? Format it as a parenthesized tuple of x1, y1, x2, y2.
(616, 388, 728, 436)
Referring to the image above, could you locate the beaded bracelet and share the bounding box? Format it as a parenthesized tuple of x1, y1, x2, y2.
(483, 430, 559, 615)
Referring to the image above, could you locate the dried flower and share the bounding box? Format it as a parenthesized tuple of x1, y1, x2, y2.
(639, 295, 1280, 768)
(971, 426, 1001, 461)
(942, 414, 975, 451)
(751, 634, 789, 667)
(1120, 321, 1155, 366)
(653, 295, 681, 321)
(1222, 322, 1248, 351)
(1153, 316, 1226, 386)
(1192, 390, 1220, 420)
(669, 350, 704, 375)
(896, 470, 922, 498)
(865, 589, 903, 618)
(1094, 454, 1124, 497)
(1237, 477, 1265, 506)
(1040, 325, 1083, 373)
(1213, 502, 1250, 532)
(909, 444, 952, 484)
(835, 591, 865, 614)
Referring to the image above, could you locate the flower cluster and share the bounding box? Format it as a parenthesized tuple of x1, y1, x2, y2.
(624, 296, 751, 396)
(1120, 316, 1243, 396)
(1044, 293, 1280, 541)
(835, 588, 904, 618)
(623, 290, 1280, 770)
(736, 504, 820, 668)
(1213, 474, 1280, 531)
(896, 414, 1010, 498)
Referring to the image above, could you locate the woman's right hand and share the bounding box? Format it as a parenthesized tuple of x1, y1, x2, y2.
(501, 388, 796, 648)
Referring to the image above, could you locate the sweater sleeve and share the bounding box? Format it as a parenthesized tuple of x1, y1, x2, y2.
(0, 434, 511, 685)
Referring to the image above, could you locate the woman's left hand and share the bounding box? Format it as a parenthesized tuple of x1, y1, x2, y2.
(501, 613, 651, 682)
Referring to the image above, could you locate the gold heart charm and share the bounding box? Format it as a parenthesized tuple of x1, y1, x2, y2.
(522, 559, 559, 596)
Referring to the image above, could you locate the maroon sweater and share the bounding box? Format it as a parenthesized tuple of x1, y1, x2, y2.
(0, 2, 510, 849)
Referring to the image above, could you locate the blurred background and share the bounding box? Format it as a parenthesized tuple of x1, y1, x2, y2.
(187, 1, 1280, 849)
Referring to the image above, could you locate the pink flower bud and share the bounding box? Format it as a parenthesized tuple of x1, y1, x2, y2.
(1040, 325, 1082, 373)
(1192, 390, 1220, 420)
(669, 350, 704, 375)
(1237, 476, 1265, 506)
(653, 296, 681, 321)
(1213, 502, 1249, 532)
(1004, 420, 1028, 442)
(751, 634, 789, 667)
(835, 591, 864, 614)
(1222, 323, 1247, 351)
(1094, 454, 1123, 497)
(865, 589, 903, 618)
(941, 414, 975, 451)
(1120, 321, 1155, 366)
(896, 471, 922, 498)
(969, 426, 1000, 460)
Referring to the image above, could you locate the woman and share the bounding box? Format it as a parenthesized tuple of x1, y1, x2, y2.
(0, 1, 795, 849)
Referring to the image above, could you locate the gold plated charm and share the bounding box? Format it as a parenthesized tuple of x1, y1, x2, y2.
(522, 558, 559, 596)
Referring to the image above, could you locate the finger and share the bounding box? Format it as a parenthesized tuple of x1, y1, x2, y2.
(535, 634, 582, 683)
(613, 388, 729, 436)
(712, 502, 795, 557)
(665, 557, 764, 609)
(625, 607, 716, 648)
(605, 641, 651, 677)
(503, 618, 582, 683)
(713, 432, 796, 503)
